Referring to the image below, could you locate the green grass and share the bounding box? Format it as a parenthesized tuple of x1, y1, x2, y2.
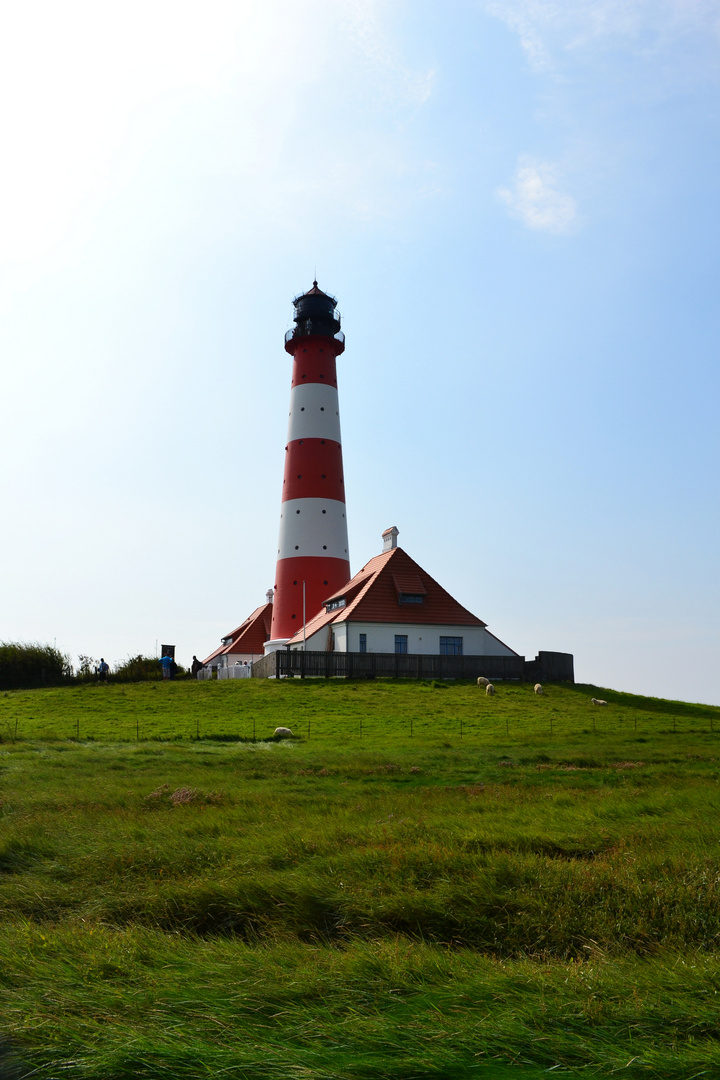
(0, 676, 716, 743)
(0, 679, 719, 1078)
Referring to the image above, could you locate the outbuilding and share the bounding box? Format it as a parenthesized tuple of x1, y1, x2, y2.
(202, 592, 274, 675)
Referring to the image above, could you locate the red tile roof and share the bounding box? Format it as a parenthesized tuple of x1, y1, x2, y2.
(203, 603, 272, 664)
(202, 643, 226, 665)
(285, 547, 491, 646)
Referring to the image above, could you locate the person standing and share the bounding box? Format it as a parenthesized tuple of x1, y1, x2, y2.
(98, 658, 109, 683)
(191, 655, 203, 679)
(159, 654, 173, 680)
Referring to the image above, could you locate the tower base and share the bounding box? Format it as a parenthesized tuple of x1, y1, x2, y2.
(263, 638, 290, 656)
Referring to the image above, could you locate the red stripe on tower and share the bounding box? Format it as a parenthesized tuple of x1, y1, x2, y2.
(266, 283, 351, 649)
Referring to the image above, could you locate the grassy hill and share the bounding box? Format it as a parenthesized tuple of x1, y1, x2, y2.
(0, 680, 718, 1078)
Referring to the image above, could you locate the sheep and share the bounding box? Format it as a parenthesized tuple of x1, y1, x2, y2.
(591, 698, 607, 707)
(477, 676, 491, 687)
(485, 684, 495, 696)
(534, 684, 543, 695)
(273, 726, 294, 737)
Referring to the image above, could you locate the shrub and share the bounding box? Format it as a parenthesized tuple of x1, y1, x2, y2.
(113, 655, 163, 682)
(111, 655, 190, 683)
(0, 642, 72, 690)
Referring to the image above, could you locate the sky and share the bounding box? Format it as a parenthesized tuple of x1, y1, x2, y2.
(1, 0, 719, 705)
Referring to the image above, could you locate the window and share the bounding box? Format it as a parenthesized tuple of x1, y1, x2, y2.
(394, 635, 408, 654)
(325, 597, 346, 612)
(358, 634, 367, 654)
(440, 636, 463, 656)
(398, 593, 424, 604)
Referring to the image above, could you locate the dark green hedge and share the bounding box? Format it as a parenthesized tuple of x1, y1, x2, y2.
(0, 642, 72, 690)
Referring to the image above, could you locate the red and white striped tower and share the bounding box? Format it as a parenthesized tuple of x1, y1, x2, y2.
(265, 283, 350, 650)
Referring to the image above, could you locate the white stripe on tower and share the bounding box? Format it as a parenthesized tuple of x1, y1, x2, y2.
(266, 283, 350, 648)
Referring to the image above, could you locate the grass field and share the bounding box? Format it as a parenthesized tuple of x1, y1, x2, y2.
(0, 679, 719, 1078)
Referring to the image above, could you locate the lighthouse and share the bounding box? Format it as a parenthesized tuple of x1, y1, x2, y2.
(265, 283, 351, 651)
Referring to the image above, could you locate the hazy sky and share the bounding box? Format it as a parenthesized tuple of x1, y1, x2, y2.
(2, 0, 718, 704)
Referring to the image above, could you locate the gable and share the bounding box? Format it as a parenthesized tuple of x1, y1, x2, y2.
(285, 546, 487, 646)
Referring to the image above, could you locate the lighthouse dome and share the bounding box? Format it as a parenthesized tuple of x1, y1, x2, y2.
(290, 281, 341, 340)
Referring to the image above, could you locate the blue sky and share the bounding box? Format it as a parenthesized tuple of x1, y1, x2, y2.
(1, 0, 718, 704)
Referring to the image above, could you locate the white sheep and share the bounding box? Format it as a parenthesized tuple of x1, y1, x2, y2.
(591, 698, 607, 707)
(485, 684, 495, 696)
(273, 726, 294, 737)
(477, 676, 490, 687)
(534, 684, 543, 695)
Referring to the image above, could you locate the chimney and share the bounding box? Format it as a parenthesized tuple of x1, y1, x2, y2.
(382, 526, 399, 552)
(266, 589, 274, 605)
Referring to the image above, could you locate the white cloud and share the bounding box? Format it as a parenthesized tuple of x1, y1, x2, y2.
(484, 0, 720, 72)
(497, 159, 577, 232)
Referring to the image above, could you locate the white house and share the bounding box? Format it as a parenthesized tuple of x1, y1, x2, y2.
(283, 527, 518, 658)
(203, 592, 274, 673)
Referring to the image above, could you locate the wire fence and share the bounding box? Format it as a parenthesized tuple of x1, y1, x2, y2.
(1, 706, 716, 744)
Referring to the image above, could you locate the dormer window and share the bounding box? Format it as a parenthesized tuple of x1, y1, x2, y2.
(392, 572, 427, 606)
(325, 597, 346, 612)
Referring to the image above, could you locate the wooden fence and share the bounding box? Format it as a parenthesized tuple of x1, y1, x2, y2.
(251, 650, 574, 683)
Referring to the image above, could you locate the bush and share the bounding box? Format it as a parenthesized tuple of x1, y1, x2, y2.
(111, 656, 189, 682)
(0, 642, 72, 690)
(112, 655, 163, 682)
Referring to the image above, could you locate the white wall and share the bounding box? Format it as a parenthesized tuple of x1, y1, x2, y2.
(346, 623, 516, 656)
(294, 626, 333, 651)
(219, 652, 262, 666)
(292, 622, 516, 655)
(331, 623, 347, 652)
